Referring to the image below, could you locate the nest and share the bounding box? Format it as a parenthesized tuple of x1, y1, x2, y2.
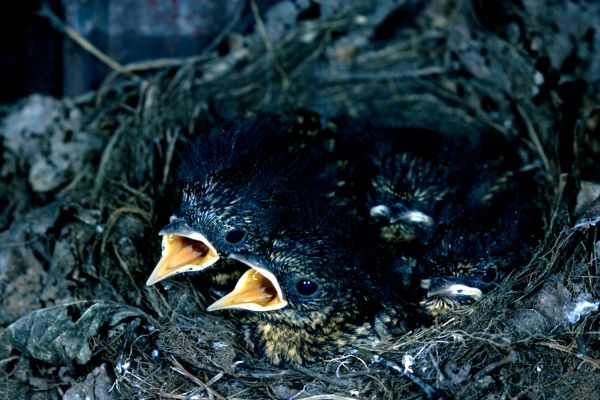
(1, 0, 599, 399)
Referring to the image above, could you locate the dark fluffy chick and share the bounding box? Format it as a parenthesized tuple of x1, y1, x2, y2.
(354, 126, 547, 317)
(146, 120, 337, 286)
(206, 230, 383, 366)
(418, 167, 548, 316)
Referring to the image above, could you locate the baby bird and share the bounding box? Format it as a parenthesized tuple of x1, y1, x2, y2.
(358, 127, 548, 317)
(360, 149, 457, 298)
(146, 120, 335, 286)
(205, 230, 381, 366)
(418, 167, 547, 316)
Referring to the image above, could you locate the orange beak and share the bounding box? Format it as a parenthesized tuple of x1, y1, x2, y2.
(146, 229, 220, 286)
(207, 256, 287, 312)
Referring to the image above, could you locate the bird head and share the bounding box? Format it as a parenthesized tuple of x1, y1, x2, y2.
(206, 233, 357, 317)
(367, 153, 450, 246)
(418, 227, 503, 316)
(419, 277, 487, 317)
(145, 119, 342, 287)
(145, 169, 282, 286)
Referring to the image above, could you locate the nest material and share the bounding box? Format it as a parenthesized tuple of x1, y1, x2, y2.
(1, 0, 600, 399)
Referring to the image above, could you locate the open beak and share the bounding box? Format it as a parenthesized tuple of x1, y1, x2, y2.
(146, 223, 220, 286)
(207, 255, 288, 312)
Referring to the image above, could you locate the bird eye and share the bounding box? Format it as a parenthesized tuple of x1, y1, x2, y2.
(225, 229, 246, 244)
(481, 267, 497, 283)
(296, 279, 319, 296)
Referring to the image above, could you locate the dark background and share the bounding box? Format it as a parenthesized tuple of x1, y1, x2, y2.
(0, 1, 63, 103)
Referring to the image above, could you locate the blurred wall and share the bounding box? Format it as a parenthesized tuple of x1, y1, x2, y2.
(0, 0, 244, 103)
(61, 0, 244, 96)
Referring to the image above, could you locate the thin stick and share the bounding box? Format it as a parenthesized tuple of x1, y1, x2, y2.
(538, 341, 600, 369)
(516, 103, 551, 172)
(170, 357, 226, 400)
(37, 5, 141, 81)
(92, 124, 125, 200)
(203, 0, 248, 53)
(0, 356, 19, 365)
(473, 351, 517, 381)
(249, 0, 290, 90)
